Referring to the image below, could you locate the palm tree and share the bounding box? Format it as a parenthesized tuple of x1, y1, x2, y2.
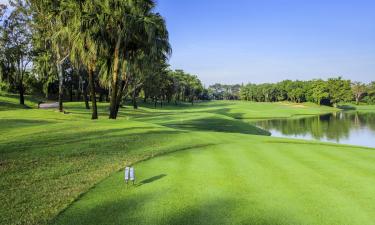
(92, 0, 170, 119)
(31, 0, 70, 112)
(61, 0, 100, 119)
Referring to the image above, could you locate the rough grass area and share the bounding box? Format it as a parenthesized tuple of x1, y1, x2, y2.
(1, 92, 373, 225)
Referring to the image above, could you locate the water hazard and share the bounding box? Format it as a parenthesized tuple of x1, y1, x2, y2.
(254, 111, 375, 148)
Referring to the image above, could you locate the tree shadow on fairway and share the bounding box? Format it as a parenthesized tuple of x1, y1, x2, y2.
(52, 192, 301, 225)
(163, 117, 270, 136)
(0, 126, 185, 154)
(337, 105, 356, 110)
(52, 192, 156, 225)
(0, 119, 55, 129)
(206, 107, 246, 120)
(136, 174, 167, 187)
(0, 101, 32, 110)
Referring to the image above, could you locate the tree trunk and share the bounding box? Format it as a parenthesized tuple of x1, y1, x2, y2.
(112, 81, 124, 119)
(109, 38, 121, 119)
(133, 88, 138, 109)
(45, 85, 49, 99)
(88, 65, 98, 119)
(77, 77, 82, 101)
(99, 93, 103, 102)
(19, 82, 24, 105)
(18, 59, 25, 105)
(57, 62, 64, 112)
(83, 81, 90, 109)
(70, 82, 73, 102)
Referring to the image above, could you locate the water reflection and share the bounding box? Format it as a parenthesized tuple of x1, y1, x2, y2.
(254, 112, 375, 148)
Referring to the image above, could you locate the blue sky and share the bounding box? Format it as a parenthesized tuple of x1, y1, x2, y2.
(156, 0, 375, 85)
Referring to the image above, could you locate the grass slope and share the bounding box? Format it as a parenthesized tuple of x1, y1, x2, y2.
(54, 137, 375, 225)
(1, 92, 372, 225)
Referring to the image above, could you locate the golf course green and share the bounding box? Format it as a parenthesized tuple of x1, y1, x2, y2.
(1, 92, 375, 225)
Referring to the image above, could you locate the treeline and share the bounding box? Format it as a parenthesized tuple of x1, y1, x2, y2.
(0, 0, 205, 120)
(208, 78, 375, 106)
(240, 78, 375, 106)
(142, 69, 205, 107)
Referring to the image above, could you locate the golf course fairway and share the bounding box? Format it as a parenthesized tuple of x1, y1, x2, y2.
(53, 135, 375, 225)
(1, 93, 375, 225)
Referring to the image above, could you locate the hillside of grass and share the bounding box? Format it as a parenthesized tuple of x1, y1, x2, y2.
(1, 93, 373, 225)
(54, 136, 375, 225)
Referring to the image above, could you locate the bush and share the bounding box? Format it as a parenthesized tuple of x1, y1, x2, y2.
(363, 96, 375, 104)
(0, 81, 10, 92)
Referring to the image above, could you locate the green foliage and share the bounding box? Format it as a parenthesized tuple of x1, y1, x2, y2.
(351, 81, 367, 105)
(240, 77, 363, 106)
(308, 79, 329, 104)
(0, 0, 32, 104)
(0, 80, 10, 92)
(208, 83, 241, 100)
(142, 69, 205, 105)
(327, 77, 352, 106)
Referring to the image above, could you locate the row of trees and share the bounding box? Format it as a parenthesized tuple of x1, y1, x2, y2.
(240, 78, 375, 106)
(0, 0, 207, 119)
(142, 69, 205, 107)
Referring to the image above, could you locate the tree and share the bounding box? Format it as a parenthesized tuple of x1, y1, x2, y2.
(327, 77, 352, 107)
(0, 4, 8, 88)
(2, 0, 32, 105)
(29, 1, 56, 99)
(30, 0, 71, 112)
(63, 0, 101, 119)
(88, 0, 171, 119)
(309, 79, 329, 105)
(351, 81, 367, 105)
(208, 83, 241, 100)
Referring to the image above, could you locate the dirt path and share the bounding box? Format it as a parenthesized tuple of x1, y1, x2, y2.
(39, 102, 59, 109)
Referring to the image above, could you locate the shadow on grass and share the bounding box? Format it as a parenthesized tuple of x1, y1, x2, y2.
(163, 117, 270, 136)
(52, 192, 300, 225)
(136, 174, 167, 187)
(0, 126, 185, 154)
(0, 101, 32, 110)
(206, 107, 246, 119)
(132, 100, 232, 110)
(0, 119, 56, 133)
(338, 105, 356, 110)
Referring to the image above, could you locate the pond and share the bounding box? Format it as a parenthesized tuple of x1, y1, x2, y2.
(254, 111, 375, 148)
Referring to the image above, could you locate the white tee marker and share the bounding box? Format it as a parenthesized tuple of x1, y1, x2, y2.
(130, 167, 135, 185)
(125, 167, 130, 184)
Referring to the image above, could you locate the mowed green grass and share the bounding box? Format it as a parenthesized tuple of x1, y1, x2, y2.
(53, 137, 375, 225)
(0, 92, 43, 111)
(1, 92, 374, 225)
